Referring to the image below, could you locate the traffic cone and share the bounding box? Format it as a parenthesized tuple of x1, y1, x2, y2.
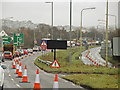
(37, 52, 39, 54)
(33, 52, 35, 55)
(20, 65, 30, 83)
(29, 53, 31, 56)
(22, 56, 23, 59)
(34, 69, 40, 89)
(25, 55, 27, 58)
(53, 74, 59, 89)
(19, 57, 21, 61)
(12, 59, 16, 69)
(18, 63, 22, 77)
(16, 61, 19, 74)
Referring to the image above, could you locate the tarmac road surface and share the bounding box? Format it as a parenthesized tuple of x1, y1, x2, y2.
(2, 51, 84, 89)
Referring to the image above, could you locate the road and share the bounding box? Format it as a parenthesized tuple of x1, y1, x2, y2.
(82, 47, 112, 67)
(2, 51, 84, 89)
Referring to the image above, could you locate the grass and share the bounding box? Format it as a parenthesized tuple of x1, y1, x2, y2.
(62, 74, 118, 88)
(34, 46, 118, 74)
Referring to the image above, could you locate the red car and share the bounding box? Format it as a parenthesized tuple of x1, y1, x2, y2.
(4, 51, 13, 60)
(24, 50, 28, 55)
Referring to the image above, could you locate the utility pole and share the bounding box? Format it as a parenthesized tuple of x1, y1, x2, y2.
(106, 0, 108, 67)
(69, 0, 72, 65)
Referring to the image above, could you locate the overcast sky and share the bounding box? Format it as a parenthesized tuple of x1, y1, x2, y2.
(0, 0, 119, 28)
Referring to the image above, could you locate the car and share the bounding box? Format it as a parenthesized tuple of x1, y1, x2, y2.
(16, 49, 22, 56)
(27, 49, 33, 53)
(20, 49, 24, 55)
(33, 47, 39, 52)
(0, 60, 7, 90)
(4, 51, 13, 60)
(0, 53, 4, 62)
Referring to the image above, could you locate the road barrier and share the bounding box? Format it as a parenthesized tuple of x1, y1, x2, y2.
(38, 58, 52, 66)
(34, 69, 40, 89)
(18, 63, 23, 77)
(53, 74, 59, 89)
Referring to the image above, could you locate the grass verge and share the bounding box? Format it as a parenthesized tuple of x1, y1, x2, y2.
(62, 74, 118, 88)
(34, 46, 118, 75)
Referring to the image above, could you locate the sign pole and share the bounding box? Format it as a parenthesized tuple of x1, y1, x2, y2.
(54, 49, 56, 60)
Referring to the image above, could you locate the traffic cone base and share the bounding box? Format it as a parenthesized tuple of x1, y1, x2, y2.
(22, 76, 28, 82)
(18, 72, 22, 77)
(34, 83, 40, 89)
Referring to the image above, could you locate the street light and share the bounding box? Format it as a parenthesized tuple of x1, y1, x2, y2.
(80, 7, 96, 60)
(107, 14, 117, 31)
(45, 2, 53, 40)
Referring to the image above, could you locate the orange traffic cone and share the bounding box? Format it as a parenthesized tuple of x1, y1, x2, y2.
(53, 74, 59, 89)
(34, 69, 40, 89)
(16, 61, 19, 74)
(37, 52, 39, 54)
(22, 56, 23, 59)
(20, 65, 30, 83)
(12, 59, 16, 69)
(29, 53, 31, 56)
(25, 55, 27, 58)
(19, 57, 21, 61)
(18, 63, 22, 77)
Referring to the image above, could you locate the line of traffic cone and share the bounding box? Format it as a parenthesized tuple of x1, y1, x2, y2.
(34, 69, 40, 89)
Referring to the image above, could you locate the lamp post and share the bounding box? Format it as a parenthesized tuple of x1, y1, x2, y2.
(107, 14, 117, 31)
(69, 0, 72, 65)
(80, 7, 96, 60)
(45, 2, 53, 40)
(106, 0, 109, 67)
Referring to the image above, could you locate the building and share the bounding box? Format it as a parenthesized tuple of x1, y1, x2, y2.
(0, 30, 8, 37)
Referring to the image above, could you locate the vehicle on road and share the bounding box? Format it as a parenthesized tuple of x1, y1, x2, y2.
(4, 51, 13, 60)
(33, 46, 39, 52)
(27, 49, 33, 53)
(0, 60, 7, 90)
(0, 53, 4, 62)
(3, 44, 15, 60)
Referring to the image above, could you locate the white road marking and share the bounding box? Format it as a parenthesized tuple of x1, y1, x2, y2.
(11, 78, 14, 81)
(72, 83, 76, 86)
(9, 74, 11, 77)
(16, 84, 21, 88)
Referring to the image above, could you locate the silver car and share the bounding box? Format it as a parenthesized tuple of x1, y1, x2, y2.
(0, 60, 7, 90)
(0, 53, 4, 62)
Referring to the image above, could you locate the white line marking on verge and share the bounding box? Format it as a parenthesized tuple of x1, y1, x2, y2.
(16, 84, 21, 88)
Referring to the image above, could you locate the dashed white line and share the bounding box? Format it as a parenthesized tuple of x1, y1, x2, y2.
(9, 74, 11, 77)
(16, 84, 21, 88)
(11, 78, 14, 81)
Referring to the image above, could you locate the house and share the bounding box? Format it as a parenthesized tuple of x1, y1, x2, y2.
(0, 30, 8, 37)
